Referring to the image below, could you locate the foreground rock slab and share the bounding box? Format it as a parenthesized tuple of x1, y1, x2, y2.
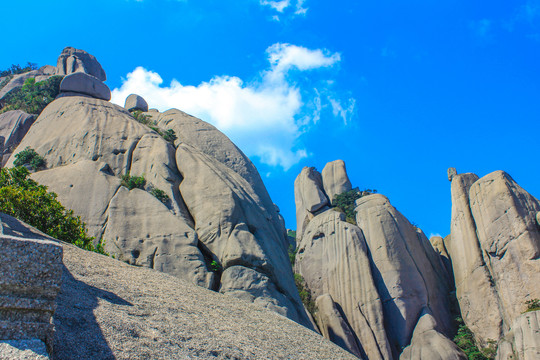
(0, 215, 355, 360)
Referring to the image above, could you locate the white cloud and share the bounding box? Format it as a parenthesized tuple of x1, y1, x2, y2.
(259, 0, 308, 19)
(111, 43, 353, 170)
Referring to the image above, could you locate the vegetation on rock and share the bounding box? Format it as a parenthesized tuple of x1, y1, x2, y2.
(524, 299, 540, 313)
(13, 147, 46, 171)
(288, 245, 297, 266)
(0, 63, 38, 77)
(0, 166, 107, 254)
(121, 173, 146, 190)
(150, 187, 170, 204)
(453, 317, 496, 360)
(0, 76, 12, 91)
(130, 110, 177, 144)
(210, 260, 222, 272)
(294, 273, 317, 316)
(331, 188, 377, 225)
(0, 76, 63, 115)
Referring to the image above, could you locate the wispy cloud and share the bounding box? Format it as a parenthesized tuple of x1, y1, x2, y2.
(259, 0, 308, 20)
(111, 43, 354, 170)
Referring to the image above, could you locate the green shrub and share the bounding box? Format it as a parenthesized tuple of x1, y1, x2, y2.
(294, 273, 317, 316)
(288, 245, 297, 266)
(524, 299, 540, 313)
(0, 75, 13, 91)
(13, 147, 46, 171)
(0, 76, 63, 115)
(331, 188, 377, 225)
(0, 63, 38, 77)
(0, 166, 106, 254)
(150, 187, 169, 204)
(121, 173, 146, 190)
(131, 110, 154, 126)
(210, 260, 222, 272)
(453, 317, 495, 360)
(162, 129, 177, 143)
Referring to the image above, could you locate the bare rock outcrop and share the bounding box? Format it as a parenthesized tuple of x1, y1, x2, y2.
(124, 94, 148, 112)
(0, 66, 56, 100)
(0, 110, 35, 165)
(447, 169, 540, 353)
(400, 310, 467, 360)
(59, 72, 111, 101)
(355, 194, 452, 354)
(0, 213, 356, 360)
(176, 143, 312, 327)
(322, 159, 352, 202)
(6, 72, 307, 328)
(295, 209, 392, 360)
(0, 213, 63, 356)
(294, 166, 329, 238)
(55, 46, 106, 81)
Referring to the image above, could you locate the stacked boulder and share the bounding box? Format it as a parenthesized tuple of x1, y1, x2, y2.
(294, 160, 463, 359)
(446, 168, 540, 359)
(56, 47, 110, 101)
(6, 48, 313, 330)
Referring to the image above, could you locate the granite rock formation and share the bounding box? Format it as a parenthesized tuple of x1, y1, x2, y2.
(294, 160, 458, 359)
(124, 94, 148, 112)
(5, 47, 312, 330)
(447, 168, 540, 357)
(55, 46, 106, 81)
(321, 159, 352, 203)
(0, 66, 56, 101)
(59, 72, 111, 101)
(0, 214, 355, 360)
(0, 110, 35, 165)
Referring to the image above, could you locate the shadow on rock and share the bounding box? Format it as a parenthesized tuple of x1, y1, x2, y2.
(53, 265, 133, 360)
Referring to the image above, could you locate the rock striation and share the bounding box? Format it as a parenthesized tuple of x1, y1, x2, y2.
(447, 168, 540, 357)
(294, 160, 459, 359)
(0, 213, 63, 356)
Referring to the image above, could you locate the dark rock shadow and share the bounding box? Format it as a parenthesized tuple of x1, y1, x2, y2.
(52, 265, 132, 360)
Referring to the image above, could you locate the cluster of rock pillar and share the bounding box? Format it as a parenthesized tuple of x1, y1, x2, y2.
(294, 161, 540, 360)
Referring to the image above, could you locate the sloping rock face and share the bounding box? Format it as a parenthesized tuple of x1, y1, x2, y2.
(294, 160, 458, 359)
(321, 159, 352, 203)
(0, 110, 36, 164)
(55, 46, 106, 81)
(447, 169, 540, 354)
(496, 310, 540, 360)
(355, 194, 453, 355)
(6, 48, 311, 329)
(0, 214, 356, 360)
(0, 66, 56, 100)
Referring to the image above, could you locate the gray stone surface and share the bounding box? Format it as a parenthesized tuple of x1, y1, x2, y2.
(400, 310, 467, 360)
(0, 339, 49, 360)
(314, 293, 364, 358)
(294, 166, 329, 238)
(355, 194, 452, 354)
(0, 214, 63, 353)
(446, 171, 503, 346)
(321, 159, 352, 203)
(124, 94, 148, 112)
(1, 214, 355, 360)
(59, 72, 111, 101)
(447, 167, 457, 181)
(55, 47, 106, 81)
(469, 171, 540, 328)
(295, 209, 392, 360)
(176, 143, 313, 329)
(0, 111, 36, 163)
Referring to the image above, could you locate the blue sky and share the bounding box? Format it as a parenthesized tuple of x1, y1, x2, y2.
(2, 0, 540, 237)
